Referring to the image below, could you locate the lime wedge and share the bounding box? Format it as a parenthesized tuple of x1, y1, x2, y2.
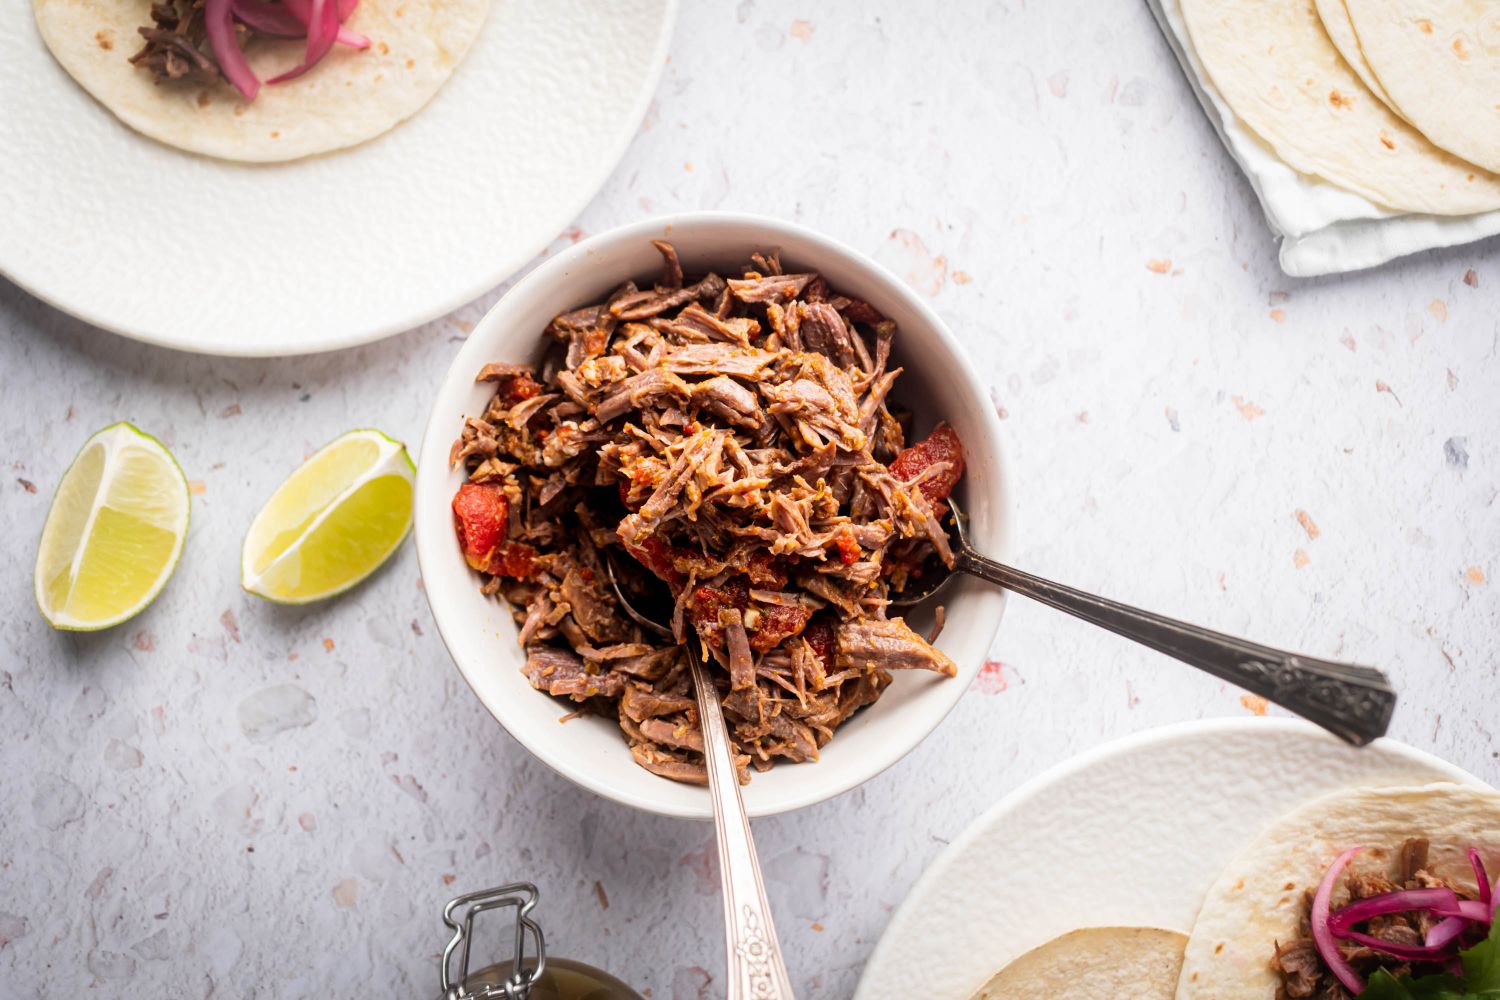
(242, 429, 415, 604)
(34, 422, 191, 631)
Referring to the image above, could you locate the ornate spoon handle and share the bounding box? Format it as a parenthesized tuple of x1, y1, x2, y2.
(686, 644, 796, 1000)
(957, 549, 1396, 746)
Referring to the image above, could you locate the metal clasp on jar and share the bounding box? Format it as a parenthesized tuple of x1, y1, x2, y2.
(441, 883, 546, 1000)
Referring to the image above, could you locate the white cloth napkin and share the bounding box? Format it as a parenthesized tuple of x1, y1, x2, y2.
(1146, 0, 1500, 276)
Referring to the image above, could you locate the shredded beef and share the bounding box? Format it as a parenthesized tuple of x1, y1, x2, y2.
(451, 243, 966, 782)
(130, 1, 233, 87)
(834, 618, 958, 675)
(1271, 939, 1323, 999)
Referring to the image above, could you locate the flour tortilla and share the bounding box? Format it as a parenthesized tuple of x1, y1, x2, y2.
(969, 927, 1187, 1000)
(1313, 0, 1402, 112)
(1180, 0, 1500, 214)
(1176, 782, 1500, 1000)
(1346, 0, 1500, 175)
(34, 0, 492, 163)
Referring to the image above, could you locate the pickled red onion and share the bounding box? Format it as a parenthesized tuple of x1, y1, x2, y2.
(204, 0, 260, 101)
(1313, 846, 1367, 994)
(333, 24, 370, 49)
(1343, 929, 1461, 963)
(202, 0, 366, 102)
(267, 0, 340, 84)
(279, 0, 369, 52)
(1473, 849, 1493, 908)
(228, 0, 305, 36)
(1424, 916, 1469, 951)
(1329, 887, 1461, 934)
(1455, 899, 1492, 922)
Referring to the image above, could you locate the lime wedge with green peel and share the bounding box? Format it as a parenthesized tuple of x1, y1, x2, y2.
(34, 422, 191, 631)
(242, 429, 415, 604)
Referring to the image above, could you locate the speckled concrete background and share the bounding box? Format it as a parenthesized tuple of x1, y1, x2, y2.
(2, 2, 1498, 998)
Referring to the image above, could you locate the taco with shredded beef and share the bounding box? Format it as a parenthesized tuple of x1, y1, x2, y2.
(33, 0, 491, 162)
(1177, 782, 1500, 1000)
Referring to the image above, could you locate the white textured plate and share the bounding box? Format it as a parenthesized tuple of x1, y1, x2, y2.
(0, 0, 675, 356)
(855, 718, 1489, 1000)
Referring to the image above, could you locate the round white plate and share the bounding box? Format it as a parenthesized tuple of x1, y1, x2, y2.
(0, 0, 675, 356)
(854, 718, 1489, 1000)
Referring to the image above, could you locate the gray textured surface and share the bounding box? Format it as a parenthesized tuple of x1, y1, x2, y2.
(2, 1, 1498, 998)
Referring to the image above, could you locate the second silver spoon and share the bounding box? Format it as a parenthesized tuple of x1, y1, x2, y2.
(891, 500, 1397, 746)
(605, 558, 795, 1000)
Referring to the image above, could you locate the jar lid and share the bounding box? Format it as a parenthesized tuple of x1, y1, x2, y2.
(440, 883, 546, 1000)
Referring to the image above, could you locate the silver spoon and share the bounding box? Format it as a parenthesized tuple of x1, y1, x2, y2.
(605, 558, 796, 1000)
(893, 499, 1396, 746)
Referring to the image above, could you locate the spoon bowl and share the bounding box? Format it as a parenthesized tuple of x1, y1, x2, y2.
(603, 557, 673, 640)
(887, 500, 971, 609)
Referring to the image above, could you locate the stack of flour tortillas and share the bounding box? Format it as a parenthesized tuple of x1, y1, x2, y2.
(1148, 0, 1500, 274)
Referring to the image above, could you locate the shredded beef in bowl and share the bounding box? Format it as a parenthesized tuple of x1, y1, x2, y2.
(448, 241, 968, 785)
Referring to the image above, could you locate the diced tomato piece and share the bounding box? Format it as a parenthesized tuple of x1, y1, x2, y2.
(687, 577, 751, 645)
(452, 482, 536, 578)
(833, 532, 861, 565)
(749, 603, 812, 653)
(687, 574, 812, 652)
(689, 577, 750, 627)
(494, 371, 542, 406)
(625, 537, 687, 589)
(488, 541, 539, 579)
(889, 422, 965, 508)
(802, 617, 835, 666)
(453, 482, 508, 571)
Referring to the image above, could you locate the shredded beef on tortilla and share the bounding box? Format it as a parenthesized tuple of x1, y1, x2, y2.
(1271, 838, 1481, 1000)
(450, 242, 966, 783)
(130, 1, 232, 86)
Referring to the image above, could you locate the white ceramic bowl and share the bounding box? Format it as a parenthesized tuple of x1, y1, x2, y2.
(414, 212, 1014, 819)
